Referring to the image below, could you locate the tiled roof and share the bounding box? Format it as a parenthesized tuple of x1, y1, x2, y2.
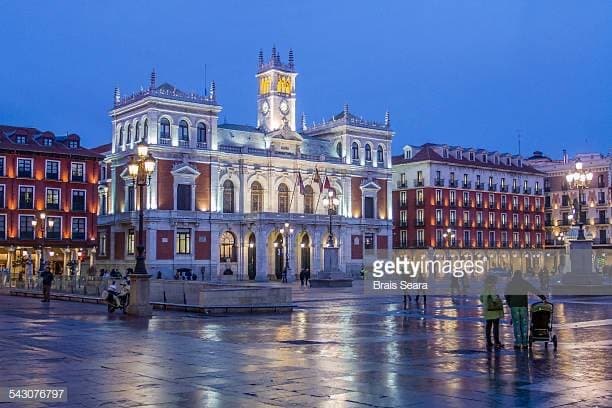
(393, 144, 543, 174)
(0, 124, 102, 159)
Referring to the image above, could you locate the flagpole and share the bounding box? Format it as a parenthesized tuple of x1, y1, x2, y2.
(314, 169, 327, 214)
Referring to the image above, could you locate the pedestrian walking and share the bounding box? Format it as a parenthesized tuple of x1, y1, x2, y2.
(305, 268, 311, 287)
(480, 276, 505, 350)
(299, 268, 305, 287)
(40, 267, 54, 302)
(0, 266, 8, 288)
(505, 271, 546, 349)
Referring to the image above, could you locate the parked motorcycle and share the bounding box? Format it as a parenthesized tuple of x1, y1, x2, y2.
(101, 279, 130, 314)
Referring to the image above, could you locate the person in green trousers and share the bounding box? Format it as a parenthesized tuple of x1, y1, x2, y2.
(505, 271, 546, 349)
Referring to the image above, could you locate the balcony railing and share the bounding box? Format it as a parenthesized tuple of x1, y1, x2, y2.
(534, 188, 542, 195)
(435, 200, 442, 206)
(397, 180, 408, 188)
(159, 138, 171, 145)
(416, 200, 424, 206)
(436, 219, 443, 226)
(462, 201, 471, 208)
(597, 218, 609, 225)
(399, 201, 407, 209)
(434, 178, 444, 186)
(512, 223, 519, 229)
(449, 201, 457, 207)
(501, 223, 508, 229)
(414, 179, 424, 187)
(500, 185, 508, 192)
(475, 183, 484, 190)
(476, 202, 483, 208)
(488, 184, 497, 192)
(598, 200, 607, 205)
(448, 180, 458, 188)
(196, 142, 208, 149)
(415, 220, 425, 227)
(501, 241, 509, 248)
(450, 219, 457, 226)
(512, 187, 520, 194)
(461, 220, 471, 227)
(500, 203, 507, 210)
(462, 181, 472, 189)
(544, 186, 551, 192)
(399, 220, 408, 227)
(523, 187, 532, 194)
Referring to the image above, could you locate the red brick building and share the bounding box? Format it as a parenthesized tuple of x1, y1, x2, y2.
(0, 125, 101, 280)
(392, 144, 546, 250)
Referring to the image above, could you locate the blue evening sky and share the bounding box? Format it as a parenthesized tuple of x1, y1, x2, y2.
(1, 1, 611, 158)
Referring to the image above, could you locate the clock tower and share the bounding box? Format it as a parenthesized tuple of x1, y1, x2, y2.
(256, 47, 298, 132)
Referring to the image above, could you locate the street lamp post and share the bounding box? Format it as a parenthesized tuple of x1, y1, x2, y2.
(322, 190, 340, 248)
(126, 143, 156, 316)
(565, 161, 593, 240)
(279, 222, 294, 283)
(32, 212, 54, 274)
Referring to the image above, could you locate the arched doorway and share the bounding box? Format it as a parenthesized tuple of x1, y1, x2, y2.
(274, 234, 284, 280)
(300, 234, 311, 274)
(247, 234, 256, 280)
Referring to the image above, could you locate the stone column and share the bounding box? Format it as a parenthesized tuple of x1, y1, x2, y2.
(312, 228, 322, 277)
(255, 226, 268, 282)
(127, 274, 152, 317)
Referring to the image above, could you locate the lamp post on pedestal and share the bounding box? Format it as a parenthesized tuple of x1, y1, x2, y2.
(32, 212, 54, 275)
(126, 143, 156, 316)
(322, 190, 340, 248)
(279, 223, 294, 283)
(565, 161, 593, 240)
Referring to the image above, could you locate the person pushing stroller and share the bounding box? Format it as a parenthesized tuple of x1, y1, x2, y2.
(504, 271, 546, 349)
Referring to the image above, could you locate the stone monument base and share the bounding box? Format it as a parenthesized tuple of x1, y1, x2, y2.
(310, 247, 352, 288)
(127, 274, 153, 317)
(552, 239, 611, 296)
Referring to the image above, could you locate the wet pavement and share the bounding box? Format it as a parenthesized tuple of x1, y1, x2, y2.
(0, 283, 611, 407)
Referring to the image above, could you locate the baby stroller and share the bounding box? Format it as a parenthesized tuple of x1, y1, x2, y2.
(528, 301, 557, 350)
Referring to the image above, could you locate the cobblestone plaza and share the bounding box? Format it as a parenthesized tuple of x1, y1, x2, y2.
(0, 286, 610, 407)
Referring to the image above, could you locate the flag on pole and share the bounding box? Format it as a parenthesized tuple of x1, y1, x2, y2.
(313, 167, 321, 190)
(297, 172, 305, 195)
(323, 176, 331, 191)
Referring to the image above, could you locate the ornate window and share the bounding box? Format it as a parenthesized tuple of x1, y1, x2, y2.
(336, 142, 342, 158)
(197, 123, 207, 144)
(304, 185, 314, 214)
(159, 118, 170, 140)
(377, 145, 384, 163)
(251, 181, 263, 212)
(223, 180, 234, 213)
(143, 119, 148, 143)
(126, 124, 132, 144)
(118, 126, 123, 145)
(365, 144, 372, 162)
(278, 183, 289, 213)
(220, 231, 236, 262)
(179, 120, 189, 141)
(135, 121, 140, 142)
(351, 142, 359, 160)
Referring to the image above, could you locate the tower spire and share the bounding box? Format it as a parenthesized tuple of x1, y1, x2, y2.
(150, 68, 156, 89)
(271, 45, 277, 64)
(114, 87, 121, 105)
(258, 49, 264, 67)
(384, 110, 390, 128)
(210, 80, 216, 100)
(288, 48, 295, 69)
(343, 103, 349, 116)
(301, 112, 307, 130)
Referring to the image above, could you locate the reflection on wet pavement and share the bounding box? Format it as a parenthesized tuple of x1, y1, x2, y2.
(0, 286, 610, 407)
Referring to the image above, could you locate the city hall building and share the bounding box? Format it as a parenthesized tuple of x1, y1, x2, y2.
(96, 48, 393, 280)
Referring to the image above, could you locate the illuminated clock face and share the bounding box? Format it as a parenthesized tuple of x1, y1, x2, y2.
(261, 100, 270, 115)
(279, 99, 289, 115)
